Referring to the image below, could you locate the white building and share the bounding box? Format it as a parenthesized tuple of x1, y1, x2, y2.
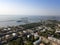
(3, 28, 7, 31)
(23, 30, 26, 33)
(27, 35, 30, 38)
(38, 26, 42, 29)
(5, 35, 10, 39)
(40, 29, 46, 32)
(55, 30, 60, 33)
(12, 33, 16, 37)
(8, 28, 11, 30)
(33, 39, 41, 45)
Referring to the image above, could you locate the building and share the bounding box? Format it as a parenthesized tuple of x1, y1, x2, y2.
(33, 39, 41, 45)
(39, 43, 45, 45)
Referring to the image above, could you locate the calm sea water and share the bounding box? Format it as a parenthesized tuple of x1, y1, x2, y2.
(0, 15, 60, 27)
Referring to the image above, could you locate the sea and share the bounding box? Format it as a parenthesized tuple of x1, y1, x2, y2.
(0, 15, 60, 27)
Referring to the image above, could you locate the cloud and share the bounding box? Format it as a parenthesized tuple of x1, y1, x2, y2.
(0, 7, 60, 16)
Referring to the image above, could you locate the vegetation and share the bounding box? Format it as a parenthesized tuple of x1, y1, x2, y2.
(3, 20, 60, 45)
(20, 22, 42, 29)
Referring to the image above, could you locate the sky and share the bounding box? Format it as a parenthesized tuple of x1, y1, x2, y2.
(0, 0, 60, 16)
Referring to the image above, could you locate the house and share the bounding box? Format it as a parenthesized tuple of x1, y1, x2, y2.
(7, 28, 11, 30)
(54, 27, 60, 33)
(55, 30, 60, 33)
(40, 29, 46, 32)
(5, 35, 10, 39)
(3, 28, 7, 31)
(23, 30, 26, 33)
(58, 24, 60, 27)
(55, 29, 60, 33)
(39, 43, 45, 45)
(12, 33, 16, 37)
(41, 36, 49, 44)
(38, 26, 42, 30)
(34, 32, 39, 39)
(27, 35, 30, 38)
(31, 32, 39, 39)
(48, 36, 60, 44)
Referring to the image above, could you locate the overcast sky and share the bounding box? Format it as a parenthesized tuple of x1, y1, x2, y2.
(0, 0, 60, 16)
